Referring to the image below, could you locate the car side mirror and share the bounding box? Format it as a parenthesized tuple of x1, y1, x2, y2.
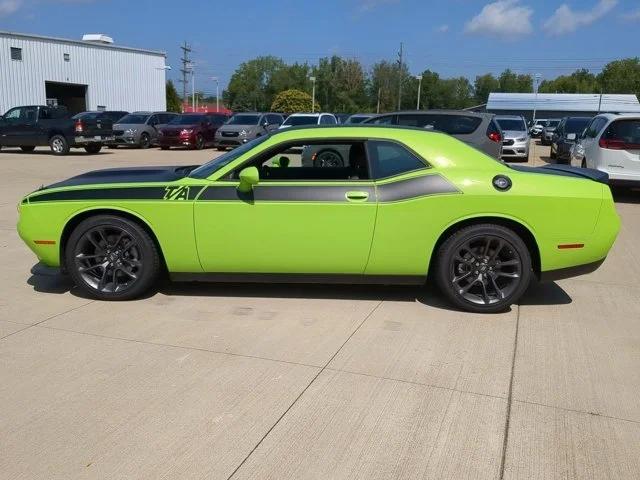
(238, 166, 259, 192)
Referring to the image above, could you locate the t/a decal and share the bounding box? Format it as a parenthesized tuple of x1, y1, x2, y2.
(164, 186, 190, 200)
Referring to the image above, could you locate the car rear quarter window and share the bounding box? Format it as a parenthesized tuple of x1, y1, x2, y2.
(397, 114, 482, 135)
(368, 115, 396, 125)
(367, 140, 427, 179)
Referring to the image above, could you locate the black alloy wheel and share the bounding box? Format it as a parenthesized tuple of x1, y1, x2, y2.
(314, 149, 344, 168)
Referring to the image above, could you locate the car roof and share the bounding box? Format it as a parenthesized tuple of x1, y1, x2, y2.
(371, 110, 494, 119)
(287, 112, 334, 117)
(494, 115, 526, 120)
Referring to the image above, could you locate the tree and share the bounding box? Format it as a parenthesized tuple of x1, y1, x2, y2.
(474, 74, 500, 104)
(312, 56, 369, 112)
(165, 80, 182, 112)
(271, 89, 320, 113)
(498, 69, 533, 93)
(369, 60, 409, 112)
(223, 56, 287, 111)
(598, 58, 640, 98)
(539, 69, 598, 94)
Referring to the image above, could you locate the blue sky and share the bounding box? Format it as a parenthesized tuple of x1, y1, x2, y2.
(1, 0, 639, 94)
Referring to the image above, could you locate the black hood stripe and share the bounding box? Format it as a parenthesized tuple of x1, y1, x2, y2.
(29, 186, 202, 203)
(376, 175, 460, 202)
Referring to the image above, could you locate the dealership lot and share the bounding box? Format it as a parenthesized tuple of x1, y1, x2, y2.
(1, 143, 639, 479)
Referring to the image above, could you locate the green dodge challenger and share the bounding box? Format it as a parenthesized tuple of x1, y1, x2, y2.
(17, 126, 620, 312)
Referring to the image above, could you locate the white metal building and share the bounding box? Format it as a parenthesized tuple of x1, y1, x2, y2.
(0, 31, 168, 115)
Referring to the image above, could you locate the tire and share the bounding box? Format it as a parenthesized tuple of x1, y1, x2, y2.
(49, 134, 70, 155)
(434, 224, 532, 313)
(65, 215, 161, 301)
(20, 146, 36, 152)
(313, 149, 344, 168)
(581, 158, 587, 169)
(194, 134, 204, 150)
(160, 146, 170, 150)
(84, 143, 102, 154)
(139, 133, 151, 149)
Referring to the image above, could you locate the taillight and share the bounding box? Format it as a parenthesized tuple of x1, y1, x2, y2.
(488, 131, 501, 143)
(74, 119, 84, 133)
(599, 138, 640, 150)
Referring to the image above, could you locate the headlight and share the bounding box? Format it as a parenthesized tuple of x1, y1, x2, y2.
(239, 129, 248, 136)
(125, 128, 138, 135)
(180, 129, 193, 135)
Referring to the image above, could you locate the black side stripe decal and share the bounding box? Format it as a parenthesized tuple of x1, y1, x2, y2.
(29, 186, 202, 203)
(376, 175, 460, 202)
(199, 185, 376, 202)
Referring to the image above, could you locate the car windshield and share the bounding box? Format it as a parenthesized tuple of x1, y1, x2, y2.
(227, 114, 260, 125)
(189, 136, 270, 179)
(117, 114, 150, 124)
(169, 115, 205, 125)
(282, 116, 318, 126)
(546, 120, 560, 127)
(72, 112, 103, 120)
(564, 118, 591, 134)
(496, 119, 526, 131)
(534, 120, 546, 126)
(346, 115, 371, 124)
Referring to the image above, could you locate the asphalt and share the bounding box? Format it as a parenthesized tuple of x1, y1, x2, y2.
(1, 141, 639, 479)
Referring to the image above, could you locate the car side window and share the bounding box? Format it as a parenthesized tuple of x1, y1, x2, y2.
(230, 140, 370, 181)
(148, 114, 159, 126)
(367, 140, 427, 179)
(369, 115, 396, 125)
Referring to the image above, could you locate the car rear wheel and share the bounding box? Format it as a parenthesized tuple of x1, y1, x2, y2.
(194, 134, 204, 150)
(49, 134, 70, 155)
(20, 146, 36, 152)
(139, 133, 150, 149)
(84, 143, 102, 154)
(65, 215, 160, 300)
(434, 224, 532, 313)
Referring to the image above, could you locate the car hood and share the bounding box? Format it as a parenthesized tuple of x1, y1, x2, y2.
(162, 124, 199, 131)
(502, 130, 528, 140)
(37, 166, 199, 191)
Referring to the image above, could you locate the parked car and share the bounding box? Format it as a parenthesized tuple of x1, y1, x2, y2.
(363, 110, 503, 159)
(345, 114, 376, 124)
(530, 119, 547, 137)
(279, 113, 338, 128)
(111, 112, 178, 149)
(157, 113, 229, 150)
(75, 110, 129, 124)
(549, 117, 592, 164)
(18, 125, 620, 313)
(0, 105, 115, 155)
(495, 115, 530, 162)
(578, 113, 640, 185)
(541, 119, 561, 145)
(335, 114, 351, 124)
(214, 112, 283, 150)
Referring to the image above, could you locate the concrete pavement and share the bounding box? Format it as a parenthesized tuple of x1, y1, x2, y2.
(0, 141, 638, 479)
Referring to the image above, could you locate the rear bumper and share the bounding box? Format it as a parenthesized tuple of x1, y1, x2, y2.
(539, 258, 605, 282)
(73, 135, 114, 145)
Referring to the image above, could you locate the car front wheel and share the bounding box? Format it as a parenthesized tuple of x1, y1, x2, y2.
(65, 215, 160, 300)
(434, 224, 532, 313)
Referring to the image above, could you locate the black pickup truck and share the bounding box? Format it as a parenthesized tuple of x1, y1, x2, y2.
(0, 105, 116, 155)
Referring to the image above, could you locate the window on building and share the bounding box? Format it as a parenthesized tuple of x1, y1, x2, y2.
(10, 47, 22, 61)
(63, 53, 70, 62)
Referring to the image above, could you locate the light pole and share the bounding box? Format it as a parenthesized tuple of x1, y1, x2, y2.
(211, 77, 219, 112)
(532, 73, 541, 125)
(416, 75, 423, 110)
(309, 76, 316, 113)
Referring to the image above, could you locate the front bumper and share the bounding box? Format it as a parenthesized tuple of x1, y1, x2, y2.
(112, 134, 140, 145)
(158, 136, 196, 147)
(501, 140, 529, 160)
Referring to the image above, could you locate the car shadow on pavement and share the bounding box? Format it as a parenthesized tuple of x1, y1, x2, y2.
(27, 263, 573, 311)
(611, 187, 640, 204)
(0, 149, 113, 156)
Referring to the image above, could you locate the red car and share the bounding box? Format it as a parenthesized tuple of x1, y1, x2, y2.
(158, 113, 229, 150)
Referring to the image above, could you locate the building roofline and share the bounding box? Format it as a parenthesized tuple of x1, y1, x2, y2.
(0, 30, 166, 57)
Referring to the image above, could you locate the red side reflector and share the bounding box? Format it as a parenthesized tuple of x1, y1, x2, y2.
(557, 243, 584, 250)
(34, 240, 56, 245)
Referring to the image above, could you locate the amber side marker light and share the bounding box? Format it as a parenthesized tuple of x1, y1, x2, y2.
(34, 240, 56, 245)
(557, 243, 584, 250)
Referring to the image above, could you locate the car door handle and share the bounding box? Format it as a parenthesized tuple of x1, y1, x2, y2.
(345, 191, 369, 202)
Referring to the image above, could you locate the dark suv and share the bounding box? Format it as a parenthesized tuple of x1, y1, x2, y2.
(363, 110, 502, 159)
(550, 116, 592, 164)
(158, 113, 229, 150)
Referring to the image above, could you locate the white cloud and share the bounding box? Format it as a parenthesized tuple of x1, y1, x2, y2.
(357, 0, 399, 12)
(465, 0, 533, 37)
(436, 24, 449, 33)
(543, 0, 617, 35)
(0, 0, 22, 16)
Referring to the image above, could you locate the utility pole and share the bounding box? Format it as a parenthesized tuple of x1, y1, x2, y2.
(397, 42, 404, 111)
(211, 77, 219, 112)
(597, 89, 603, 113)
(179, 42, 192, 111)
(532, 73, 541, 125)
(309, 76, 316, 113)
(416, 75, 423, 110)
(377, 87, 381, 114)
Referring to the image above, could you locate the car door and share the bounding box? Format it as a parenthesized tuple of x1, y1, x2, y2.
(581, 117, 606, 166)
(193, 139, 377, 274)
(0, 106, 38, 146)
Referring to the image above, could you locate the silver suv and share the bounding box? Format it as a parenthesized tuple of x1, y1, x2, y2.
(495, 115, 530, 162)
(215, 112, 284, 150)
(112, 112, 178, 148)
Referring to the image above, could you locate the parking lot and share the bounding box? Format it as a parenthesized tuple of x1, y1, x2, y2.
(1, 141, 639, 479)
